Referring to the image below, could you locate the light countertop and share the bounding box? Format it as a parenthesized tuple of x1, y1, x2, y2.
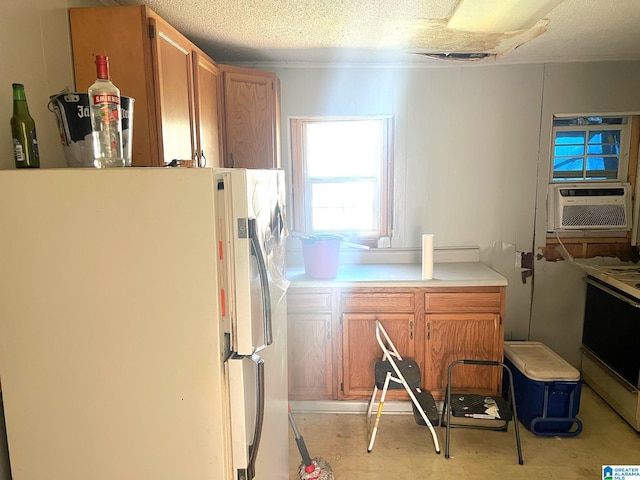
(286, 262, 507, 287)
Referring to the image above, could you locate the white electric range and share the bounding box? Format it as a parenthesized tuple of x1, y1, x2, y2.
(583, 264, 640, 299)
(581, 264, 640, 431)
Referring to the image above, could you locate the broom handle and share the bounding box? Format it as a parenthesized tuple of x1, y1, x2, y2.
(288, 406, 313, 468)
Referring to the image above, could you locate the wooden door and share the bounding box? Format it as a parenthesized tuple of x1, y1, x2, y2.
(424, 312, 502, 399)
(221, 66, 277, 169)
(149, 17, 195, 165)
(341, 314, 415, 398)
(193, 52, 221, 168)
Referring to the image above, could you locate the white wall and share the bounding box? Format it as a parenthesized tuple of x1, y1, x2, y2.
(268, 60, 640, 367)
(1, 0, 100, 171)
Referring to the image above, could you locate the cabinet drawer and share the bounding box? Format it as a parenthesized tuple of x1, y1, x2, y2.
(288, 293, 332, 313)
(341, 293, 415, 313)
(425, 292, 501, 312)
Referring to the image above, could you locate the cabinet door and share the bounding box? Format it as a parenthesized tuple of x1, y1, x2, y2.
(287, 313, 334, 400)
(221, 66, 277, 169)
(193, 52, 221, 168)
(342, 314, 416, 399)
(150, 18, 195, 165)
(424, 312, 502, 399)
(69, 5, 160, 167)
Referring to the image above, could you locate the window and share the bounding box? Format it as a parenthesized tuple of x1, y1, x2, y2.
(290, 117, 393, 243)
(542, 115, 640, 261)
(551, 115, 630, 182)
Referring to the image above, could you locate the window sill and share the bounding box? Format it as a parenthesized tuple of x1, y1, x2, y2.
(542, 235, 638, 261)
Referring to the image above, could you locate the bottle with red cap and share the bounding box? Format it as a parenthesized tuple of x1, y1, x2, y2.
(88, 55, 124, 167)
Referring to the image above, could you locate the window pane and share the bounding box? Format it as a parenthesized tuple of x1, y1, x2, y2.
(553, 131, 585, 180)
(553, 157, 583, 174)
(553, 157, 584, 180)
(554, 144, 584, 156)
(585, 156, 618, 180)
(305, 121, 381, 178)
(311, 181, 376, 231)
(555, 131, 585, 146)
(313, 183, 344, 207)
(587, 130, 620, 155)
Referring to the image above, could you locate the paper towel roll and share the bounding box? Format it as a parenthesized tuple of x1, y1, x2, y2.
(422, 234, 434, 280)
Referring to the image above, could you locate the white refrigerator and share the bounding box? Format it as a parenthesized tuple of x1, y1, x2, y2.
(0, 168, 290, 480)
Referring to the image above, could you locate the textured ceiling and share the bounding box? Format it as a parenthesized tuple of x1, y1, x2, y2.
(112, 0, 640, 65)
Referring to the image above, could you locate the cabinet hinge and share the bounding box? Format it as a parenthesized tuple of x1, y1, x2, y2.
(339, 314, 343, 325)
(148, 24, 155, 38)
(340, 382, 344, 392)
(500, 315, 503, 325)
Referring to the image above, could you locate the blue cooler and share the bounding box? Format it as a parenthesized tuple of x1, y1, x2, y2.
(504, 341, 583, 437)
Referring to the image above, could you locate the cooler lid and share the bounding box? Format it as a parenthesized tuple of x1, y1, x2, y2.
(504, 341, 580, 382)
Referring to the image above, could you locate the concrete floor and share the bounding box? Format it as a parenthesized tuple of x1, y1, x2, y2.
(289, 385, 640, 479)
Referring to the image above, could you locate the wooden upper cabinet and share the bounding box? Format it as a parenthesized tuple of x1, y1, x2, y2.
(149, 17, 195, 164)
(193, 53, 221, 168)
(219, 65, 280, 169)
(70, 5, 160, 166)
(69, 5, 221, 167)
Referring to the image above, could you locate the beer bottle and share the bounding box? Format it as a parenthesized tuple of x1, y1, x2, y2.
(10, 83, 40, 168)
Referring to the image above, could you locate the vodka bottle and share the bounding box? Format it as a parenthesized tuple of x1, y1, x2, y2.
(10, 83, 40, 168)
(88, 55, 124, 167)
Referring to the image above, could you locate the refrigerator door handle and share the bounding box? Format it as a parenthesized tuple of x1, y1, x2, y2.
(248, 218, 272, 346)
(247, 353, 265, 480)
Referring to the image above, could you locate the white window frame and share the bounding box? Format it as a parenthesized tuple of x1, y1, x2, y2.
(289, 116, 393, 243)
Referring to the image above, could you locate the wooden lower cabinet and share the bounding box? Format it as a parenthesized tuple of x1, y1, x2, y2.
(286, 285, 505, 402)
(339, 289, 420, 399)
(287, 288, 336, 400)
(424, 288, 504, 400)
(288, 312, 334, 399)
(341, 313, 416, 399)
(423, 312, 502, 399)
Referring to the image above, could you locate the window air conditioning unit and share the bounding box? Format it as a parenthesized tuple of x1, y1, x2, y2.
(547, 183, 632, 232)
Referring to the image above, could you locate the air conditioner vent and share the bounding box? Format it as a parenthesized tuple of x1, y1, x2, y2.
(562, 204, 627, 228)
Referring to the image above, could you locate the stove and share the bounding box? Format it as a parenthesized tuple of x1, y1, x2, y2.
(581, 264, 640, 432)
(584, 264, 640, 299)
